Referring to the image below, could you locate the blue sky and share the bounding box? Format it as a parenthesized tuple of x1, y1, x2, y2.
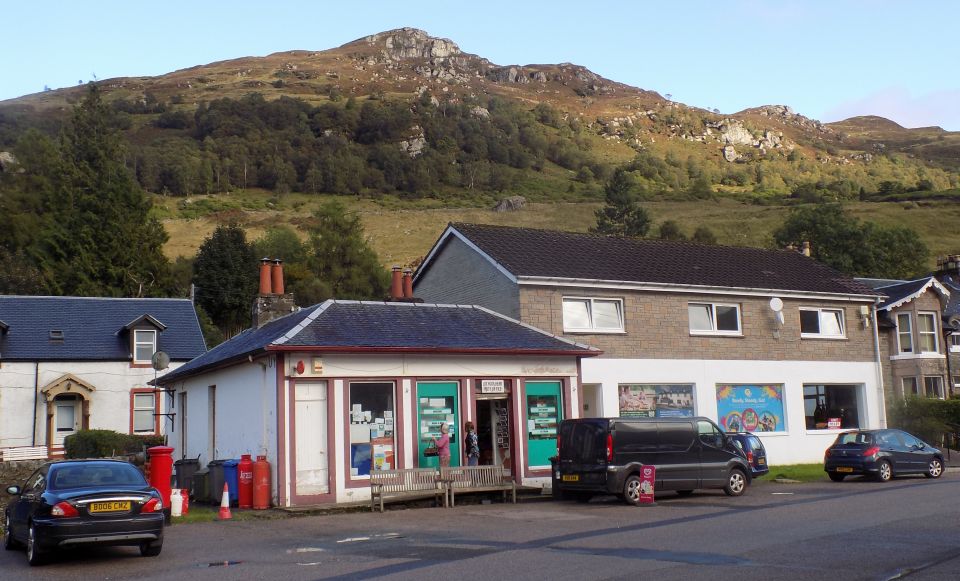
(3, 1, 958, 130)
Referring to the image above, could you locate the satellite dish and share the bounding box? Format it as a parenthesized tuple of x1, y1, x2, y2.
(151, 351, 171, 371)
(769, 297, 784, 312)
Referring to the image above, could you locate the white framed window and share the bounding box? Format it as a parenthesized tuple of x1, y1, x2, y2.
(133, 329, 157, 363)
(897, 313, 913, 353)
(917, 312, 938, 353)
(902, 377, 919, 398)
(800, 308, 845, 338)
(562, 297, 624, 332)
(924, 376, 945, 399)
(688, 303, 741, 335)
(950, 334, 960, 352)
(132, 391, 157, 433)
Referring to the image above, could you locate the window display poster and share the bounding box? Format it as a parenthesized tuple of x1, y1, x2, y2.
(716, 384, 784, 432)
(619, 384, 694, 418)
(416, 381, 461, 467)
(525, 381, 562, 467)
(348, 382, 396, 475)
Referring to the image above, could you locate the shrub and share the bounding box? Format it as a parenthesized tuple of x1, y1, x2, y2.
(887, 398, 960, 446)
(64, 429, 165, 459)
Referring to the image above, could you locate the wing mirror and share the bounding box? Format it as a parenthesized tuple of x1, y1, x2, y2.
(6, 485, 21, 495)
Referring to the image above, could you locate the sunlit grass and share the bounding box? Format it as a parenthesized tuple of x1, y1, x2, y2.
(768, 463, 828, 482)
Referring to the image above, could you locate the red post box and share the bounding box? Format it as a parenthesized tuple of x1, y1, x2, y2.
(146, 446, 175, 513)
(238, 454, 254, 509)
(253, 455, 271, 510)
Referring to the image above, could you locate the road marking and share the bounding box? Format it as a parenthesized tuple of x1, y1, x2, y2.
(288, 547, 326, 553)
(771, 492, 794, 495)
(337, 537, 371, 543)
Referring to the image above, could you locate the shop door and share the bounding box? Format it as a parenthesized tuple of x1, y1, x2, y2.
(294, 382, 329, 495)
(476, 398, 513, 475)
(525, 381, 562, 469)
(417, 382, 460, 467)
(53, 395, 81, 445)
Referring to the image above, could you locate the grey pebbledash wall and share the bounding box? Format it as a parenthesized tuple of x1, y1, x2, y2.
(0, 459, 47, 524)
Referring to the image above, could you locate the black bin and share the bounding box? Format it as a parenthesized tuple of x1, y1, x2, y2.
(191, 469, 209, 503)
(207, 460, 227, 503)
(174, 458, 201, 497)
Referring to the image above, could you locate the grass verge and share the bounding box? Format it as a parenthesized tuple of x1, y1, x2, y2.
(766, 463, 827, 482)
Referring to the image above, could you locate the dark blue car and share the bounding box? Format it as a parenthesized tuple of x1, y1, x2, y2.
(726, 432, 769, 478)
(824, 429, 945, 482)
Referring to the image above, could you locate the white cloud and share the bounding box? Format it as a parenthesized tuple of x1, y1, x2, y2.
(823, 87, 960, 131)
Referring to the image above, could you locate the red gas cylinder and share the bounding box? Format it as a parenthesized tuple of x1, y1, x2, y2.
(252, 455, 271, 510)
(238, 454, 254, 509)
(146, 446, 174, 513)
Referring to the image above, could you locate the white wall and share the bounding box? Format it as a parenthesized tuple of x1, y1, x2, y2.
(0, 361, 187, 449)
(583, 358, 884, 465)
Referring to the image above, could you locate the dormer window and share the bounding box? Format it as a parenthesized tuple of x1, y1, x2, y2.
(134, 329, 157, 364)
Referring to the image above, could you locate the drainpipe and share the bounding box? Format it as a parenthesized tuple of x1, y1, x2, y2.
(872, 301, 887, 428)
(33, 362, 40, 446)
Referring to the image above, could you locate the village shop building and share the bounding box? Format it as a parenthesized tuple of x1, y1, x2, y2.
(154, 264, 598, 507)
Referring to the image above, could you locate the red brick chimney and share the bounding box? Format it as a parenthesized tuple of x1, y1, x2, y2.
(390, 265, 403, 300)
(271, 259, 285, 295)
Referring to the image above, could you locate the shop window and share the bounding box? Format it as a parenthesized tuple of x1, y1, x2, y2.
(923, 376, 945, 399)
(716, 384, 784, 432)
(525, 381, 562, 467)
(131, 390, 158, 434)
(348, 382, 396, 475)
(902, 377, 920, 398)
(803, 384, 860, 430)
(688, 303, 741, 335)
(897, 314, 913, 353)
(618, 384, 694, 418)
(800, 308, 844, 338)
(417, 382, 459, 467)
(917, 313, 938, 353)
(133, 329, 157, 363)
(562, 297, 624, 332)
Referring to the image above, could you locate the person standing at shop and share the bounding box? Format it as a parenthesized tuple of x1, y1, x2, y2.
(433, 423, 451, 467)
(464, 421, 480, 466)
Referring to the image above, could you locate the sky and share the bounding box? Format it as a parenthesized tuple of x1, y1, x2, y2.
(3, 1, 958, 130)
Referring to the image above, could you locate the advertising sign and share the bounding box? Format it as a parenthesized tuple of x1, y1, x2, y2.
(619, 384, 694, 418)
(639, 465, 656, 505)
(481, 379, 506, 394)
(716, 384, 785, 432)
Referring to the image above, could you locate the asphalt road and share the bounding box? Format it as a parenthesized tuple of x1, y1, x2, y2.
(4, 474, 960, 581)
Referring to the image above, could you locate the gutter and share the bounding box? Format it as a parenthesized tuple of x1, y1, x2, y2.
(265, 345, 602, 357)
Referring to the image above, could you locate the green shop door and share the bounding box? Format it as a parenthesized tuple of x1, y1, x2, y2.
(417, 382, 461, 468)
(525, 381, 562, 468)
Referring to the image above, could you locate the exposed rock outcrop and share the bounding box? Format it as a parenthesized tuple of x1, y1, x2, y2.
(493, 196, 526, 212)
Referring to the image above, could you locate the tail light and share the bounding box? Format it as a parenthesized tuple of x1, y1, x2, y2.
(863, 446, 880, 457)
(824, 448, 832, 460)
(747, 451, 754, 464)
(51, 501, 78, 518)
(141, 498, 163, 513)
(557, 435, 561, 453)
(606, 433, 614, 462)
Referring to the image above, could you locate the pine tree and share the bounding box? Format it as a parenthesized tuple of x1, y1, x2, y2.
(306, 202, 389, 300)
(192, 224, 257, 333)
(591, 168, 651, 238)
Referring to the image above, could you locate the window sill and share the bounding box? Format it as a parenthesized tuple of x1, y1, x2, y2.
(799, 334, 847, 340)
(563, 329, 626, 335)
(890, 353, 945, 361)
(689, 331, 743, 337)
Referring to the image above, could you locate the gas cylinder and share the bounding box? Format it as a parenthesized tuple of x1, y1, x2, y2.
(238, 454, 254, 509)
(252, 455, 271, 510)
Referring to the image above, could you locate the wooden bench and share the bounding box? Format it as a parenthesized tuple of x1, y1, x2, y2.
(370, 468, 445, 512)
(440, 466, 516, 507)
(1, 446, 49, 462)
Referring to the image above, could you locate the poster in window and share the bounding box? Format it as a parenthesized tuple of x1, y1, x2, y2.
(349, 382, 395, 475)
(419, 396, 456, 443)
(526, 395, 558, 440)
(716, 384, 784, 432)
(619, 384, 694, 418)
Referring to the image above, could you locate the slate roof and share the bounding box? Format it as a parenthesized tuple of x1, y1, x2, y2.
(427, 223, 880, 297)
(872, 278, 948, 311)
(156, 300, 599, 384)
(0, 296, 206, 362)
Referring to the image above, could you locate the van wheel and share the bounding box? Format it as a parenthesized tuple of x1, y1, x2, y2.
(676, 490, 694, 497)
(723, 469, 746, 497)
(139, 540, 162, 557)
(623, 474, 642, 505)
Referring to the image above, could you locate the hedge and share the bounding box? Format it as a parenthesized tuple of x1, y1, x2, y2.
(63, 429, 165, 459)
(887, 398, 960, 445)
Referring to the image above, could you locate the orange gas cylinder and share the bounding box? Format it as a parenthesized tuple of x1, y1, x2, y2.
(238, 454, 254, 509)
(252, 455, 271, 510)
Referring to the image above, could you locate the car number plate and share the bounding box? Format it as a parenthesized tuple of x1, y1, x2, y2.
(836, 467, 854, 473)
(757, 458, 766, 465)
(562, 475, 579, 482)
(89, 501, 131, 513)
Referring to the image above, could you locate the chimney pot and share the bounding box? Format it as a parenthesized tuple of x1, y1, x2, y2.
(258, 258, 273, 295)
(801, 241, 811, 257)
(271, 259, 285, 295)
(402, 269, 414, 299)
(390, 266, 403, 300)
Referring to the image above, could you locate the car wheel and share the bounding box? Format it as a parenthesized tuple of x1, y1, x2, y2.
(676, 490, 694, 497)
(26, 524, 44, 566)
(876, 460, 892, 482)
(925, 458, 944, 479)
(828, 472, 846, 482)
(723, 469, 747, 496)
(139, 540, 162, 557)
(623, 474, 641, 506)
(4, 514, 19, 550)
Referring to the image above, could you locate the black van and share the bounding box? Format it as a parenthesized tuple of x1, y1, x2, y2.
(556, 417, 751, 504)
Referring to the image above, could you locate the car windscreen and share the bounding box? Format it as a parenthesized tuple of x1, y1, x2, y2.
(836, 432, 872, 446)
(49, 464, 147, 490)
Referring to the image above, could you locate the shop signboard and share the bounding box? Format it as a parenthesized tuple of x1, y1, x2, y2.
(481, 379, 506, 394)
(716, 384, 785, 432)
(619, 384, 694, 418)
(639, 465, 656, 505)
